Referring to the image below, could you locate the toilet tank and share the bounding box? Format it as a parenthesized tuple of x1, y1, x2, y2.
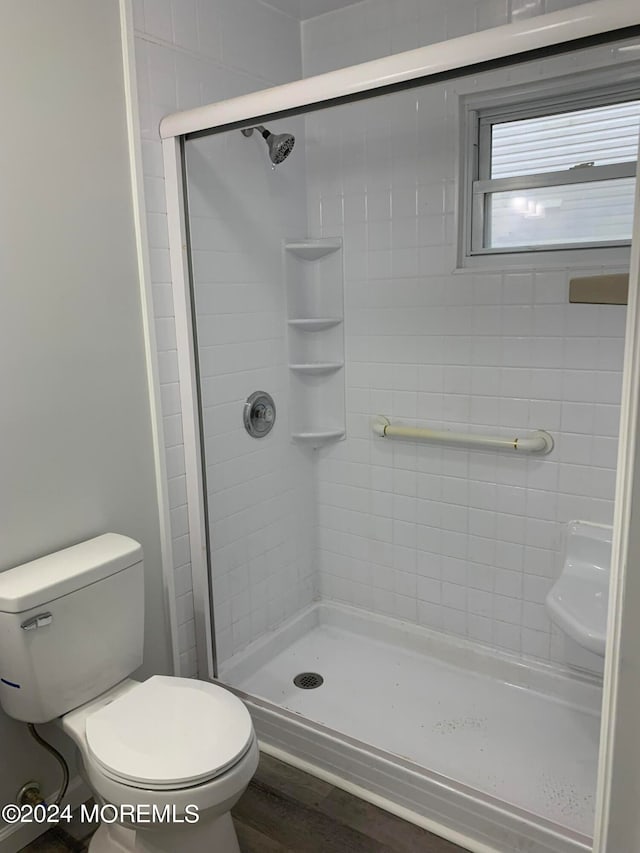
(0, 534, 144, 723)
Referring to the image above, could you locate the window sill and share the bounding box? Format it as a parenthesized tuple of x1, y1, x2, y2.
(456, 244, 631, 273)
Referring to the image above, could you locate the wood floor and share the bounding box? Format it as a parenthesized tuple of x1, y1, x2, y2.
(234, 754, 469, 852)
(20, 753, 469, 853)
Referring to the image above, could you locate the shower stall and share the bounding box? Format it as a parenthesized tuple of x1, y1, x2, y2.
(158, 3, 640, 852)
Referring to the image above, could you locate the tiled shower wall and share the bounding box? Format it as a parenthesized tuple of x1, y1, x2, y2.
(303, 8, 631, 666)
(132, 0, 306, 672)
(134, 0, 628, 672)
(185, 124, 316, 666)
(301, 0, 596, 76)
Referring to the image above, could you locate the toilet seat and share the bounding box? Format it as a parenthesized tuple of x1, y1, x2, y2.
(85, 675, 254, 790)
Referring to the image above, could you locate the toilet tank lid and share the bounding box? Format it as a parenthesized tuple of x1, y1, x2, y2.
(0, 534, 142, 613)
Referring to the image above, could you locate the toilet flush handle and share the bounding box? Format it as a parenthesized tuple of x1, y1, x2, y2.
(20, 612, 53, 631)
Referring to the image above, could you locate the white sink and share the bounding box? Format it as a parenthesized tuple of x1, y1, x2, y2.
(545, 521, 611, 657)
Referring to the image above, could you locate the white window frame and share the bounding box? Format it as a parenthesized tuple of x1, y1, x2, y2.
(460, 74, 640, 270)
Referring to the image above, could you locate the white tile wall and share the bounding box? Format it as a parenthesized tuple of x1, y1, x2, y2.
(303, 12, 632, 665)
(185, 124, 316, 664)
(133, 0, 304, 673)
(136, 0, 631, 676)
(300, 0, 597, 75)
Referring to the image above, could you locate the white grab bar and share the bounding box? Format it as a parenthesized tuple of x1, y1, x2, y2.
(372, 416, 553, 454)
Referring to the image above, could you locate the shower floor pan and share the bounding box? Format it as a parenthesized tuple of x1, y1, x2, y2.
(219, 601, 601, 853)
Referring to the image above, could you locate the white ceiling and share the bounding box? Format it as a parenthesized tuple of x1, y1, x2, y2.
(263, 0, 364, 21)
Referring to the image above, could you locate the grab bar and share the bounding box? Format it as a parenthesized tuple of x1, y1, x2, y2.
(372, 416, 553, 454)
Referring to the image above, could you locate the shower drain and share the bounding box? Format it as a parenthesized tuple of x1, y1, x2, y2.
(293, 672, 324, 689)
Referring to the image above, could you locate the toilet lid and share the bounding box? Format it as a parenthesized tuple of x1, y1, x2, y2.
(85, 676, 254, 790)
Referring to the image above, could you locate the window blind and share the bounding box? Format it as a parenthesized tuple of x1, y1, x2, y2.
(491, 100, 640, 179)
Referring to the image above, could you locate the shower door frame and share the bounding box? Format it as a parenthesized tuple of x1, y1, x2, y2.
(159, 2, 640, 850)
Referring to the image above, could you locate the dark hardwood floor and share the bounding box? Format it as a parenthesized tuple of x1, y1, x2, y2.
(20, 753, 469, 853)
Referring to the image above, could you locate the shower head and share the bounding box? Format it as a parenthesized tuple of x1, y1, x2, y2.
(267, 131, 295, 164)
(241, 125, 295, 164)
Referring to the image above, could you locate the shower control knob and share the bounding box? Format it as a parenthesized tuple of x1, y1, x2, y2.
(243, 392, 276, 438)
(256, 404, 274, 422)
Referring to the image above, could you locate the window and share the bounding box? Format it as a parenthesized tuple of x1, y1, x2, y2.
(466, 89, 640, 259)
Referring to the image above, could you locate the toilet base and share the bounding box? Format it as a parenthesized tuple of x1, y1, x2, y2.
(88, 812, 241, 853)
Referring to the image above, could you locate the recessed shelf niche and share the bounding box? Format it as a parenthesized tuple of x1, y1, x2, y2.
(284, 238, 345, 448)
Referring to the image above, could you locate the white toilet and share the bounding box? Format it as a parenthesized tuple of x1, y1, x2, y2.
(0, 534, 258, 852)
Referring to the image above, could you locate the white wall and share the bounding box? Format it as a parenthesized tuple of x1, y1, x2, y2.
(301, 0, 597, 73)
(132, 0, 308, 668)
(303, 3, 631, 667)
(185, 124, 316, 665)
(137, 0, 630, 674)
(0, 1, 170, 848)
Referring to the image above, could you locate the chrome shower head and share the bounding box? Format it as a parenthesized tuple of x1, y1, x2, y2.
(267, 131, 295, 164)
(241, 125, 295, 164)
